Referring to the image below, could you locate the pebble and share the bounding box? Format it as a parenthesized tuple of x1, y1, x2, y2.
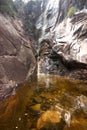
(15, 126, 18, 129)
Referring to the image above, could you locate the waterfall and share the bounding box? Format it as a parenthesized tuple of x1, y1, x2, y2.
(37, 0, 59, 82)
(37, 56, 50, 88)
(45, 76, 50, 88)
(37, 58, 41, 81)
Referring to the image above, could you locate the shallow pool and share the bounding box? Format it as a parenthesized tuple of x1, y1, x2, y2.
(0, 75, 87, 130)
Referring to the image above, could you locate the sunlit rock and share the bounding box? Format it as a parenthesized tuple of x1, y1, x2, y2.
(52, 13, 87, 64)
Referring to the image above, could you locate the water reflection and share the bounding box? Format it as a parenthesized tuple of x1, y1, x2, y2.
(0, 75, 87, 130)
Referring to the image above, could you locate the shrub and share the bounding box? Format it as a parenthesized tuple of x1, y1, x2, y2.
(67, 6, 76, 18)
(0, 0, 15, 16)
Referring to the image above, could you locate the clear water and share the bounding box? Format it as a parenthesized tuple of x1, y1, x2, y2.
(0, 75, 87, 130)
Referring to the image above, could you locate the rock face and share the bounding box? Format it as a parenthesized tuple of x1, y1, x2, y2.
(0, 14, 36, 101)
(36, 0, 87, 32)
(52, 12, 87, 64)
(36, 0, 87, 79)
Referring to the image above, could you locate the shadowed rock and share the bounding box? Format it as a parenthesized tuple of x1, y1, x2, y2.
(0, 14, 36, 101)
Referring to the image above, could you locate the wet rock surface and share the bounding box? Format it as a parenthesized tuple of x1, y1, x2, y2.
(0, 14, 36, 101)
(38, 41, 87, 80)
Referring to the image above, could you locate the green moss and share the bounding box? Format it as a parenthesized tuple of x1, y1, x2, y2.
(67, 6, 76, 18)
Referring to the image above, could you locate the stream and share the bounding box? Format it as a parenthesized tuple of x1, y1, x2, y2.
(0, 75, 87, 130)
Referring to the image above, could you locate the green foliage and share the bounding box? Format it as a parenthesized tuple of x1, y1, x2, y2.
(24, 0, 42, 39)
(67, 6, 76, 18)
(0, 0, 15, 16)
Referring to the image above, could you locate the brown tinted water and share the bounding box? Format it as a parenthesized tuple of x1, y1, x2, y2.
(0, 75, 87, 130)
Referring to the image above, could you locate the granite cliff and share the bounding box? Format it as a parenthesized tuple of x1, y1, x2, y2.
(0, 14, 36, 101)
(36, 0, 87, 79)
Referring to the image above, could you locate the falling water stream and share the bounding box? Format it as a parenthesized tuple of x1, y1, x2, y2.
(0, 75, 87, 130)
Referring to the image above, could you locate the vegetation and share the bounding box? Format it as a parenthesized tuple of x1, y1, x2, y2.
(23, 0, 42, 39)
(0, 0, 15, 16)
(67, 6, 76, 18)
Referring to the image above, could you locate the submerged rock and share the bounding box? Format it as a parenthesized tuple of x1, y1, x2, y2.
(31, 128, 37, 130)
(37, 110, 61, 130)
(30, 104, 41, 111)
(64, 119, 87, 130)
